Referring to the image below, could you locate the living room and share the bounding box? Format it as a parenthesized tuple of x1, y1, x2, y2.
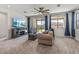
(0, 4, 79, 54)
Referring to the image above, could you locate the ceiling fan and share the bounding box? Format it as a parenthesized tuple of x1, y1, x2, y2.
(33, 7, 50, 15)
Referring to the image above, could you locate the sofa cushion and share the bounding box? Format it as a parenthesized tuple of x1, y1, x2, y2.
(48, 31, 53, 35)
(38, 34, 52, 40)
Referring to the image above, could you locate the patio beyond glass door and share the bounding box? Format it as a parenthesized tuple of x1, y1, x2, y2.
(36, 19, 45, 33)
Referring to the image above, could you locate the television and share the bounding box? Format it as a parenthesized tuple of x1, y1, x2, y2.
(12, 17, 26, 28)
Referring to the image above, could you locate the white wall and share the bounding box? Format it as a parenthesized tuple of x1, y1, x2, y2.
(75, 11, 79, 41)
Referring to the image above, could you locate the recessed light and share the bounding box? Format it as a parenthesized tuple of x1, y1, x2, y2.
(8, 5, 11, 8)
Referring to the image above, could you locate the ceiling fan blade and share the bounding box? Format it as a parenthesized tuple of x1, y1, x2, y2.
(43, 9, 49, 11)
(34, 8, 39, 11)
(42, 11, 49, 15)
(42, 11, 49, 13)
(32, 10, 39, 14)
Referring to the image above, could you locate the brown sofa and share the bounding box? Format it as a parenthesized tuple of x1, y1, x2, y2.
(37, 31, 54, 46)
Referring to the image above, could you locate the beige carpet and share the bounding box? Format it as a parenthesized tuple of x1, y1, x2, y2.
(0, 35, 79, 54)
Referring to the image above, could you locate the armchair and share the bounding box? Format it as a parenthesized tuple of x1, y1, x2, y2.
(37, 31, 54, 46)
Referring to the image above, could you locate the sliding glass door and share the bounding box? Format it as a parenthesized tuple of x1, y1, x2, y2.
(76, 13, 79, 29)
(36, 19, 45, 33)
(51, 16, 65, 37)
(29, 17, 45, 33)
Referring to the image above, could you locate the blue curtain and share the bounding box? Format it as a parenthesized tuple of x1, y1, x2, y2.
(27, 17, 30, 34)
(45, 16, 48, 30)
(71, 12, 75, 37)
(65, 13, 70, 36)
(49, 15, 51, 29)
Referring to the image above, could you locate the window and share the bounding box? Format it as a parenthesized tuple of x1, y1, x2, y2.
(51, 19, 57, 28)
(58, 18, 64, 28)
(76, 13, 79, 29)
(36, 18, 45, 33)
(12, 17, 27, 33)
(51, 16, 64, 28)
(12, 17, 26, 28)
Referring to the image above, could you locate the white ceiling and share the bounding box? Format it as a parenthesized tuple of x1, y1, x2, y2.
(0, 4, 79, 16)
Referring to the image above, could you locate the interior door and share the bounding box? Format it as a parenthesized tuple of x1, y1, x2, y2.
(0, 13, 8, 39)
